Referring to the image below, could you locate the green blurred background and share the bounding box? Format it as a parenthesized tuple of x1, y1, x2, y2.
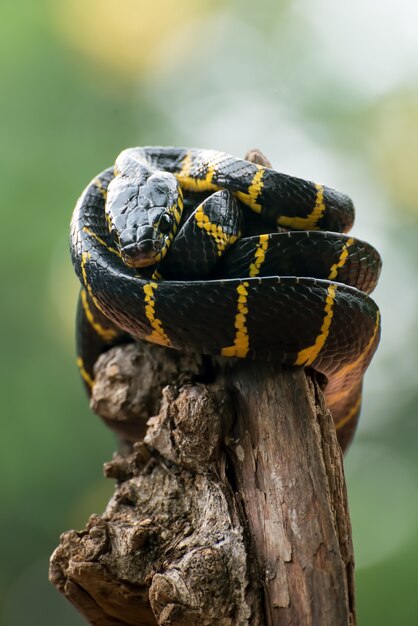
(1, 0, 417, 623)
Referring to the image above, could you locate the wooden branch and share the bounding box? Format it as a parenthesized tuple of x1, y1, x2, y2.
(51, 149, 356, 625)
(50, 345, 355, 625)
(223, 360, 355, 625)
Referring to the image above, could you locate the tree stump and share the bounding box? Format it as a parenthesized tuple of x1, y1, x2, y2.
(50, 150, 356, 625)
(49, 343, 355, 626)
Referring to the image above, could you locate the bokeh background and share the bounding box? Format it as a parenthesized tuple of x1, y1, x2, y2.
(1, 0, 417, 623)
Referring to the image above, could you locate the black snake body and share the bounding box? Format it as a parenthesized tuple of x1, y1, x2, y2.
(70, 147, 381, 451)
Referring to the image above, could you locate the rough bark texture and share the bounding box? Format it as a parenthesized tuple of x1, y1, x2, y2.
(50, 345, 355, 626)
(224, 361, 355, 625)
(50, 149, 356, 625)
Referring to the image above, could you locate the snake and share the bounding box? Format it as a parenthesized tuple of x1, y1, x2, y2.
(70, 147, 381, 452)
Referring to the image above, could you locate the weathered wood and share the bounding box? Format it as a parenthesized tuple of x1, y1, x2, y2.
(50, 345, 355, 625)
(50, 350, 263, 625)
(223, 361, 355, 625)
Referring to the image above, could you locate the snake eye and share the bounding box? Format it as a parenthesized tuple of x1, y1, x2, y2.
(158, 213, 172, 234)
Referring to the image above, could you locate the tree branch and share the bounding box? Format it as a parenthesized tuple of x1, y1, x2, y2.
(50, 345, 355, 625)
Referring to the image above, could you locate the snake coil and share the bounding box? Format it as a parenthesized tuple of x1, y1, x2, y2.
(70, 147, 381, 451)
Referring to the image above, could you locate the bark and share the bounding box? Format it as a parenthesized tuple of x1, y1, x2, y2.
(50, 149, 356, 625)
(49, 345, 355, 626)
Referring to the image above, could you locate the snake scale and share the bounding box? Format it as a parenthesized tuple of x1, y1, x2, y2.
(70, 147, 381, 451)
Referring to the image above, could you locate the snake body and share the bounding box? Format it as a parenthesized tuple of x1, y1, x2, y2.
(70, 147, 381, 451)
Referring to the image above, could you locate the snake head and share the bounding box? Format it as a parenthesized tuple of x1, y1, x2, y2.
(106, 171, 183, 268)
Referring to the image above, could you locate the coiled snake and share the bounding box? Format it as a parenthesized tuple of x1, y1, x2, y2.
(70, 147, 381, 451)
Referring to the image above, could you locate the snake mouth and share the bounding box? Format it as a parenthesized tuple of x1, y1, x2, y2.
(121, 240, 162, 268)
